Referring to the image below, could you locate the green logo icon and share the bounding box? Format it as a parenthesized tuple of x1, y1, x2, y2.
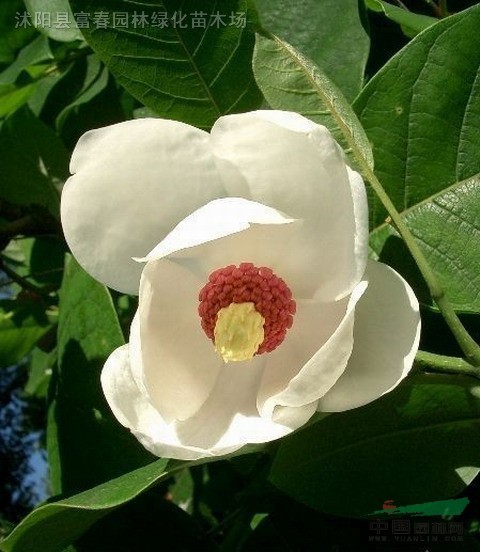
(369, 498, 469, 517)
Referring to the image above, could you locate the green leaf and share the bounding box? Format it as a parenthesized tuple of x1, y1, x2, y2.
(0, 82, 36, 118)
(27, 72, 64, 117)
(55, 54, 108, 130)
(30, 50, 108, 130)
(0, 457, 172, 552)
(253, 32, 373, 173)
(3, 424, 250, 551)
(0, 298, 53, 368)
(69, 0, 262, 129)
(0, 35, 53, 85)
(0, 107, 68, 218)
(23, 0, 83, 42)
(354, 4, 480, 228)
(0, 42, 96, 122)
(269, 374, 480, 517)
(49, 256, 154, 497)
(24, 346, 54, 397)
(0, 0, 37, 66)
(371, 175, 480, 313)
(0, 36, 54, 117)
(255, 0, 369, 101)
(365, 0, 437, 37)
(170, 468, 194, 514)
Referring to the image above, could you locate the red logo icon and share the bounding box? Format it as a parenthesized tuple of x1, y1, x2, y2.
(383, 500, 397, 510)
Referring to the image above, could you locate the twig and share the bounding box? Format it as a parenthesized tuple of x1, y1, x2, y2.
(415, 350, 480, 380)
(354, 156, 480, 367)
(0, 260, 49, 296)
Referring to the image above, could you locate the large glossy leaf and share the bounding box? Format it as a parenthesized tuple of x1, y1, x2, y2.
(255, 0, 369, 101)
(371, 175, 480, 313)
(270, 374, 480, 517)
(0, 107, 68, 218)
(253, 33, 373, 173)
(0, 458, 172, 552)
(49, 256, 153, 496)
(69, 0, 262, 129)
(355, 4, 480, 228)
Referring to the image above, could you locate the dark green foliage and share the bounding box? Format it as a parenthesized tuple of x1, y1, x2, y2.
(0, 1, 480, 550)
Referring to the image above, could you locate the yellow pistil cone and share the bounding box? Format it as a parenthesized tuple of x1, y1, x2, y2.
(214, 302, 265, 363)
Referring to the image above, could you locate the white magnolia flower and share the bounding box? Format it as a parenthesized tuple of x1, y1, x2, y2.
(61, 110, 421, 461)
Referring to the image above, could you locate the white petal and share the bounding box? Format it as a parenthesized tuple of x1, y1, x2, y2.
(139, 197, 306, 302)
(101, 344, 227, 460)
(101, 344, 141, 430)
(347, 167, 369, 290)
(61, 118, 226, 294)
(139, 197, 295, 262)
(258, 280, 368, 418)
(101, 344, 316, 460)
(174, 358, 318, 451)
(211, 110, 368, 300)
(317, 260, 421, 412)
(138, 258, 224, 423)
(128, 311, 148, 396)
(135, 198, 306, 425)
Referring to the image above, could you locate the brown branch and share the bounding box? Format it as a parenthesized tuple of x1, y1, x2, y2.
(0, 216, 38, 238)
(0, 259, 48, 295)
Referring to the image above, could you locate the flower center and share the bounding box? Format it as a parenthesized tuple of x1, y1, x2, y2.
(214, 302, 264, 363)
(198, 262, 296, 363)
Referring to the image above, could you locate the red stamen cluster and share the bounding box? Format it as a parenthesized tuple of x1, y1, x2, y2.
(198, 262, 296, 355)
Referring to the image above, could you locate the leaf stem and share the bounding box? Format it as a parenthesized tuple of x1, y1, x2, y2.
(415, 350, 480, 380)
(439, 0, 449, 18)
(422, 0, 443, 17)
(0, 215, 37, 240)
(357, 162, 480, 366)
(0, 212, 61, 246)
(0, 259, 47, 295)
